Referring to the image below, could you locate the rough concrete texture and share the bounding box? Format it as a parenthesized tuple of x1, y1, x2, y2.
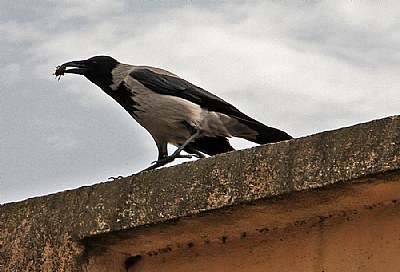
(84, 170, 400, 272)
(1, 115, 399, 271)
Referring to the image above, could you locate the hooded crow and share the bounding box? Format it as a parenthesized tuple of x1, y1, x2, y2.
(57, 56, 292, 170)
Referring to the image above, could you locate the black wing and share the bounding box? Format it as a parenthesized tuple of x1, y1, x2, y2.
(129, 68, 259, 124)
(130, 68, 293, 144)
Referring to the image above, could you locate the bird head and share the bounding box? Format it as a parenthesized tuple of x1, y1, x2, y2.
(61, 56, 119, 88)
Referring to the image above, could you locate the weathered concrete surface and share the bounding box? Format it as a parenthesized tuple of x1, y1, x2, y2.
(1, 115, 399, 271)
(86, 171, 400, 272)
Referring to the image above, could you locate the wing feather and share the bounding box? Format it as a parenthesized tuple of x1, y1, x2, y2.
(129, 68, 257, 123)
(129, 68, 293, 144)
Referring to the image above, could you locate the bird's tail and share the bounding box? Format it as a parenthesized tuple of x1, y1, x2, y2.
(238, 118, 292, 144)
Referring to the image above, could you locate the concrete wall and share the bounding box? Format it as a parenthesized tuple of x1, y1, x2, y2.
(1, 115, 399, 271)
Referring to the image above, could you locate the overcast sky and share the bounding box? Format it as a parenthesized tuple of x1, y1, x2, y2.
(1, 1, 399, 204)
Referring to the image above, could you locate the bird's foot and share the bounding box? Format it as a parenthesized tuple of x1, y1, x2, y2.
(145, 153, 195, 171)
(175, 154, 194, 159)
(144, 156, 175, 171)
(150, 154, 193, 164)
(144, 126, 202, 171)
(108, 175, 125, 181)
(191, 153, 204, 159)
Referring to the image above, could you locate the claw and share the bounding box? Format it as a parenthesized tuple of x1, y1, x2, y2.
(191, 153, 203, 159)
(108, 175, 124, 181)
(176, 154, 193, 159)
(144, 126, 202, 171)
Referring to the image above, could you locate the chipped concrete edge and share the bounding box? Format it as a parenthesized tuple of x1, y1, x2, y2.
(1, 115, 399, 271)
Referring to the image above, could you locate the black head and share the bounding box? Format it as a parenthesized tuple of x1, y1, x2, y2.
(62, 56, 119, 88)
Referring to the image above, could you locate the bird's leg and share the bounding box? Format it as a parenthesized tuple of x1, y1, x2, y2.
(150, 153, 192, 164)
(183, 147, 206, 159)
(144, 125, 201, 171)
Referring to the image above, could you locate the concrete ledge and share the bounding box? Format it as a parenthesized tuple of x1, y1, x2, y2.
(1, 115, 399, 271)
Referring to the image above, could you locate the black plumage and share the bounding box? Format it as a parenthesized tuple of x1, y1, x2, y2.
(130, 68, 292, 144)
(58, 56, 292, 170)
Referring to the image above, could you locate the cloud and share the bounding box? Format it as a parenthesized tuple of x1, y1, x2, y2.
(2, 1, 400, 203)
(2, 63, 22, 84)
(45, 133, 78, 152)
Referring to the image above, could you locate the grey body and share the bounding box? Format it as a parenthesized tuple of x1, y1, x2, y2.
(111, 64, 257, 157)
(60, 56, 292, 169)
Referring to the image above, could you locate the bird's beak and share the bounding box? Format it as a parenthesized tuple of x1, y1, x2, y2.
(62, 60, 87, 75)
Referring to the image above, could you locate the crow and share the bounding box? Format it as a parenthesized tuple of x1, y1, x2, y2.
(57, 56, 292, 170)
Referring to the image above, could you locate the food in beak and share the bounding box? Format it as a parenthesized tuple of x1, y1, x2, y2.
(53, 65, 66, 80)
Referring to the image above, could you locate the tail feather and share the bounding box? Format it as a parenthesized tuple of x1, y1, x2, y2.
(238, 118, 292, 144)
(183, 117, 291, 157)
